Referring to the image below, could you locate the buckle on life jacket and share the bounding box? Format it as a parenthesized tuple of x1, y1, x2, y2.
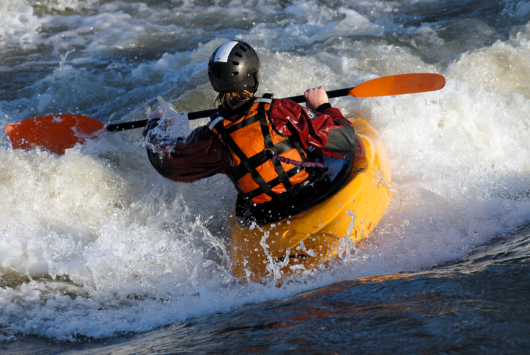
(264, 148, 275, 157)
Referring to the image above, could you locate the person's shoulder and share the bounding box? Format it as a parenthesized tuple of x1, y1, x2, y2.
(272, 97, 301, 110)
(274, 97, 296, 104)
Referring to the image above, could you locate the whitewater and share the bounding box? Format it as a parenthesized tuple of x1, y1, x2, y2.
(1, 0, 530, 353)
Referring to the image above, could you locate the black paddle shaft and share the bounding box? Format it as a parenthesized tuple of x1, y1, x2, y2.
(105, 87, 352, 132)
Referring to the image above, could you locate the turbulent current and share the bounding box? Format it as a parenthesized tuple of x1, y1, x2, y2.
(1, 0, 530, 353)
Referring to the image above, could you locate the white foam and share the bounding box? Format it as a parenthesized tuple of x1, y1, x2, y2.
(343, 75, 530, 271)
(0, 0, 41, 50)
(131, 40, 224, 84)
(447, 25, 530, 98)
(28, 0, 98, 13)
(0, 133, 339, 340)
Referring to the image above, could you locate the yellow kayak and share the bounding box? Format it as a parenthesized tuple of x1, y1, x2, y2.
(229, 117, 393, 283)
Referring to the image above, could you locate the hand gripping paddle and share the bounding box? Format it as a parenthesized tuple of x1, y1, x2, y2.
(4, 73, 445, 155)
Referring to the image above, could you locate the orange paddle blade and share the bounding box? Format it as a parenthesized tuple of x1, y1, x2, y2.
(350, 73, 446, 97)
(4, 114, 104, 155)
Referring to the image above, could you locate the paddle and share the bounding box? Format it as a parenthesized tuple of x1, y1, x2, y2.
(4, 73, 445, 154)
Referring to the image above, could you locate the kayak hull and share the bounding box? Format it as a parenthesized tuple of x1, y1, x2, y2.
(229, 118, 393, 283)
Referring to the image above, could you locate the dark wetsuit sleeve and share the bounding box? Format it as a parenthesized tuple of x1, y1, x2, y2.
(270, 99, 357, 159)
(143, 119, 230, 182)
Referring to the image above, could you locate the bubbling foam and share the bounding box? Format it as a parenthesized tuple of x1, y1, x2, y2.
(0, 0, 41, 50)
(0, 131, 238, 340)
(448, 24, 530, 98)
(345, 76, 530, 272)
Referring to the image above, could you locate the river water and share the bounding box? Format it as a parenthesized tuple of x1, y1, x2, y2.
(1, 0, 530, 353)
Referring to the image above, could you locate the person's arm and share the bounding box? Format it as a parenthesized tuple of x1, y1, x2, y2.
(143, 117, 230, 182)
(271, 87, 357, 158)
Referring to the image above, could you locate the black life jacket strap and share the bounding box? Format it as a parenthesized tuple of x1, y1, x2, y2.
(257, 100, 294, 191)
(209, 93, 319, 204)
(243, 165, 304, 200)
(229, 139, 301, 181)
(286, 121, 309, 163)
(214, 118, 283, 203)
(209, 112, 247, 197)
(225, 114, 260, 134)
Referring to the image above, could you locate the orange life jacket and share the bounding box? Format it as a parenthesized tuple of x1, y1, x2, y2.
(209, 96, 321, 204)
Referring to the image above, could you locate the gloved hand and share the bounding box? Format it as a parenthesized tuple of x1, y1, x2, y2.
(148, 109, 163, 121)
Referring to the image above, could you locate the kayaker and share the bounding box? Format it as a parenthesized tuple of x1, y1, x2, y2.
(143, 40, 357, 220)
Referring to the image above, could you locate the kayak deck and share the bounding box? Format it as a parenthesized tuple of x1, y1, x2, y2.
(229, 117, 393, 283)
